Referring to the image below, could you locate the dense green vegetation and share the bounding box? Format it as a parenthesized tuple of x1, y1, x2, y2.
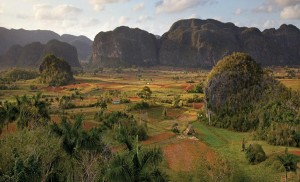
(205, 52, 300, 146)
(0, 94, 166, 181)
(0, 93, 49, 132)
(39, 54, 74, 86)
(0, 68, 39, 82)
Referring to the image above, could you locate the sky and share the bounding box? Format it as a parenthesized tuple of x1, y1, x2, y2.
(0, 0, 299, 40)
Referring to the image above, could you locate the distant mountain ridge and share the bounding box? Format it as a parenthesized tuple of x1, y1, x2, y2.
(1, 19, 299, 69)
(0, 39, 81, 68)
(0, 27, 92, 61)
(92, 19, 300, 68)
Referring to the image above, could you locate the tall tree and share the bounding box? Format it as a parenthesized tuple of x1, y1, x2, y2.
(137, 86, 152, 100)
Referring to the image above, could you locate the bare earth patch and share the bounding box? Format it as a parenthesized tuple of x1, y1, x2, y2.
(187, 102, 204, 109)
(128, 96, 141, 102)
(43, 86, 64, 92)
(290, 151, 300, 156)
(64, 83, 91, 89)
(142, 132, 175, 145)
(163, 139, 216, 171)
(83, 121, 99, 131)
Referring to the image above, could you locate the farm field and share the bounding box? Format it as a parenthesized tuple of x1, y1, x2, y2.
(0, 67, 300, 181)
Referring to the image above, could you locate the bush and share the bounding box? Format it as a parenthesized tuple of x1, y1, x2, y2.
(186, 95, 203, 103)
(137, 124, 148, 140)
(171, 123, 180, 134)
(128, 101, 149, 111)
(245, 143, 266, 164)
(120, 98, 130, 104)
(186, 80, 195, 83)
(187, 83, 204, 93)
(30, 85, 38, 90)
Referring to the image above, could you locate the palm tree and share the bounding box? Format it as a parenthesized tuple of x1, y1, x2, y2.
(105, 134, 168, 182)
(50, 116, 110, 181)
(17, 93, 50, 129)
(0, 106, 6, 133)
(0, 101, 19, 131)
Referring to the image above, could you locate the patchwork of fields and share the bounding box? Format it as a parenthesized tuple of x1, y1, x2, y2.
(0, 67, 299, 181)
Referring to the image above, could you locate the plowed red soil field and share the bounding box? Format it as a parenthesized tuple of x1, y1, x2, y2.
(142, 132, 175, 145)
(163, 139, 216, 171)
(290, 151, 300, 156)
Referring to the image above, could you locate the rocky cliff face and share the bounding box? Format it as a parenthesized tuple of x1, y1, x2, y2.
(0, 40, 81, 68)
(159, 19, 300, 68)
(92, 26, 159, 67)
(0, 27, 92, 62)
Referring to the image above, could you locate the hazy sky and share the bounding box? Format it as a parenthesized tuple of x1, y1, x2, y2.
(0, 0, 299, 39)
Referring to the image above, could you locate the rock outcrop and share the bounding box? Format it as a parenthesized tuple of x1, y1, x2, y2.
(39, 54, 74, 86)
(0, 40, 81, 68)
(159, 19, 300, 68)
(92, 26, 159, 67)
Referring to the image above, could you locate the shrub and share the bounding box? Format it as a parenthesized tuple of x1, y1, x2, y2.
(30, 85, 38, 90)
(186, 80, 195, 83)
(120, 98, 130, 104)
(245, 143, 266, 164)
(137, 124, 148, 140)
(171, 123, 180, 134)
(187, 83, 204, 93)
(186, 95, 203, 103)
(128, 101, 149, 111)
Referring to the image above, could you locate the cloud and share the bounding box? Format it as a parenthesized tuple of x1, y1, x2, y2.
(84, 18, 101, 27)
(254, 4, 273, 13)
(133, 3, 144, 11)
(54, 4, 82, 16)
(34, 4, 82, 20)
(137, 15, 151, 23)
(281, 4, 300, 19)
(118, 16, 129, 25)
(235, 8, 242, 15)
(263, 19, 277, 28)
(274, 0, 299, 8)
(155, 0, 214, 14)
(89, 0, 130, 11)
(188, 14, 198, 18)
(253, 0, 299, 24)
(0, 5, 3, 14)
(16, 13, 31, 19)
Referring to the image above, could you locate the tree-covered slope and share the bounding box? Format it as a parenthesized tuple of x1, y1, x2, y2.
(39, 54, 74, 86)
